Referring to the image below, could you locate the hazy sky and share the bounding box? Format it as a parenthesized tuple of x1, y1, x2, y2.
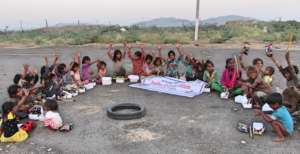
(0, 0, 299, 29)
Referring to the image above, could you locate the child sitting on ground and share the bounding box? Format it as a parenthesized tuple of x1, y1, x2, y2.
(142, 54, 154, 76)
(42, 99, 63, 130)
(282, 87, 300, 114)
(107, 43, 127, 77)
(81, 56, 98, 82)
(254, 93, 293, 142)
(70, 52, 88, 87)
(128, 44, 145, 75)
(240, 66, 272, 102)
(203, 60, 223, 93)
(152, 46, 165, 76)
(166, 44, 184, 78)
(221, 58, 242, 97)
(193, 58, 205, 81)
(182, 54, 195, 81)
(263, 66, 275, 87)
(0, 90, 30, 143)
(270, 51, 299, 88)
(96, 61, 107, 84)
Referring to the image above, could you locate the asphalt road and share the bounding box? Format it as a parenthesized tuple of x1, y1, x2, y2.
(0, 45, 299, 154)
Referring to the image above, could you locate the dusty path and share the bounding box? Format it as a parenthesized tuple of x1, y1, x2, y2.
(0, 46, 299, 154)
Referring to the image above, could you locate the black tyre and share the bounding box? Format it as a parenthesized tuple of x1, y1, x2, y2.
(107, 103, 146, 120)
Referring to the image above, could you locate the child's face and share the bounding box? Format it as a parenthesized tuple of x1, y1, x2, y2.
(100, 64, 106, 70)
(86, 60, 91, 64)
(284, 72, 292, 80)
(255, 61, 263, 70)
(116, 53, 122, 59)
(74, 66, 79, 72)
(270, 103, 279, 110)
(264, 68, 272, 76)
(146, 59, 152, 64)
(249, 71, 258, 80)
(155, 60, 162, 66)
(169, 53, 175, 60)
(206, 64, 214, 72)
(227, 60, 235, 69)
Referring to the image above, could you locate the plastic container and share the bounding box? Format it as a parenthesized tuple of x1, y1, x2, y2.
(116, 77, 125, 83)
(128, 75, 139, 83)
(102, 77, 112, 85)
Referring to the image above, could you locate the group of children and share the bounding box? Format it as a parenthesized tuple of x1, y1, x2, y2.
(1, 43, 299, 143)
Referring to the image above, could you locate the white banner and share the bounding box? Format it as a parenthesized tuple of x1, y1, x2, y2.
(129, 76, 207, 98)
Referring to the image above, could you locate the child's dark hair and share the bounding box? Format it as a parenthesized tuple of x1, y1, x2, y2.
(225, 58, 234, 68)
(82, 56, 91, 64)
(145, 54, 153, 62)
(154, 57, 163, 67)
(168, 50, 175, 57)
(252, 58, 264, 65)
(2, 102, 15, 118)
(205, 60, 214, 68)
(48, 73, 56, 81)
(267, 93, 283, 105)
(71, 62, 79, 72)
(7, 85, 21, 98)
(266, 66, 275, 75)
(113, 49, 122, 62)
(97, 61, 107, 68)
(283, 65, 299, 75)
(44, 99, 58, 111)
(57, 63, 67, 75)
(134, 51, 142, 58)
(13, 74, 22, 85)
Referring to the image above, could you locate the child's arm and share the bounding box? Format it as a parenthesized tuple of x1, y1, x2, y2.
(74, 52, 80, 64)
(175, 43, 184, 56)
(269, 55, 281, 70)
(238, 54, 248, 71)
(285, 51, 297, 76)
(12, 89, 29, 113)
(254, 109, 274, 123)
(127, 44, 133, 60)
(53, 54, 59, 66)
(107, 43, 113, 60)
(122, 42, 127, 59)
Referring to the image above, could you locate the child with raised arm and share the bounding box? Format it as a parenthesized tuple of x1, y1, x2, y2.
(70, 52, 87, 87)
(166, 44, 184, 78)
(221, 58, 243, 97)
(107, 43, 127, 77)
(128, 44, 145, 75)
(254, 93, 293, 142)
(152, 46, 166, 76)
(81, 56, 98, 82)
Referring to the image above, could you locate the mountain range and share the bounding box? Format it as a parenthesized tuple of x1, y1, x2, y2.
(133, 15, 257, 27)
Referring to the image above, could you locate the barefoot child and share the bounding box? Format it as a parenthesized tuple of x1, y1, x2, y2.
(203, 60, 223, 93)
(254, 93, 293, 142)
(107, 43, 127, 77)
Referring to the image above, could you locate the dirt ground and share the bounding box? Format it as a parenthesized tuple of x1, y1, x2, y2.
(0, 45, 299, 154)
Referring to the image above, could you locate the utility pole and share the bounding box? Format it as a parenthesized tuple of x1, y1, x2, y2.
(45, 19, 48, 28)
(19, 20, 24, 32)
(194, 0, 200, 41)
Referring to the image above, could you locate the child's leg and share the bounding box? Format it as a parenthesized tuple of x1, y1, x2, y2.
(271, 120, 289, 142)
(231, 87, 243, 97)
(211, 82, 224, 93)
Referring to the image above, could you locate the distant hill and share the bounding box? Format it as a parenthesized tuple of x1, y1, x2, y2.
(202, 15, 256, 25)
(134, 17, 193, 27)
(133, 15, 257, 27)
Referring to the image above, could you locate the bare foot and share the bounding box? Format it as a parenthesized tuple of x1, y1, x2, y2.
(273, 137, 285, 143)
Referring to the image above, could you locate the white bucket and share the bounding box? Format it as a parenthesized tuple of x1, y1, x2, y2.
(102, 77, 112, 85)
(128, 75, 139, 83)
